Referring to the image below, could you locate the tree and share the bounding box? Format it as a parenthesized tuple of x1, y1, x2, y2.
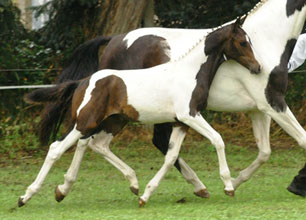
(35, 0, 153, 63)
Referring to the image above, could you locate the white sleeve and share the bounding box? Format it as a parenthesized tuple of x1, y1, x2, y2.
(288, 34, 306, 72)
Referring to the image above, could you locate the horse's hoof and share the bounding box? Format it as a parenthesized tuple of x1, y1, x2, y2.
(130, 186, 139, 196)
(138, 198, 146, 208)
(55, 186, 66, 203)
(194, 189, 210, 198)
(224, 190, 235, 197)
(18, 197, 25, 207)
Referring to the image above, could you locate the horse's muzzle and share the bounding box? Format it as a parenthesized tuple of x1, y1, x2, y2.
(250, 64, 261, 74)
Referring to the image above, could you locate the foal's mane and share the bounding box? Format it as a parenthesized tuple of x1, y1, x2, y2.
(172, 0, 268, 62)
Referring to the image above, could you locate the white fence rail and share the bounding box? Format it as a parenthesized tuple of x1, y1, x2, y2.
(0, 69, 304, 90)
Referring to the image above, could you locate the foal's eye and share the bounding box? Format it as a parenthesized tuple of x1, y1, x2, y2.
(240, 41, 247, 47)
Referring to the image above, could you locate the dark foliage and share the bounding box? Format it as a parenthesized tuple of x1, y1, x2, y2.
(155, 0, 259, 28)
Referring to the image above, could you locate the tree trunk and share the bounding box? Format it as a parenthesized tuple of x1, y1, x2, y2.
(83, 0, 153, 39)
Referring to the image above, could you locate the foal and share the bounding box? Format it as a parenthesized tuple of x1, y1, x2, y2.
(19, 19, 260, 207)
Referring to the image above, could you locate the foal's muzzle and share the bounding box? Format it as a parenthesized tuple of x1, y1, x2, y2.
(250, 64, 261, 74)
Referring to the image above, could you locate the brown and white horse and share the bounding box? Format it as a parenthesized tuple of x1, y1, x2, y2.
(19, 19, 260, 206)
(24, 0, 306, 206)
(39, 0, 306, 202)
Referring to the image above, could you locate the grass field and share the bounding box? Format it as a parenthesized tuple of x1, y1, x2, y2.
(1, 130, 306, 220)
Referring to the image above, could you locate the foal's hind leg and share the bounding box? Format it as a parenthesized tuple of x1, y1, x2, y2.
(89, 131, 139, 195)
(231, 111, 271, 189)
(140, 126, 187, 206)
(55, 139, 89, 202)
(153, 124, 209, 198)
(18, 127, 82, 207)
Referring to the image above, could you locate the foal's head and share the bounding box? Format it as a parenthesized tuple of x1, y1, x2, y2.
(205, 17, 261, 74)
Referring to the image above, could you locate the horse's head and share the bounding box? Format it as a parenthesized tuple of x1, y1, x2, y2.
(205, 17, 261, 74)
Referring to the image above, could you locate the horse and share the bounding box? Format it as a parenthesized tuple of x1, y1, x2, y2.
(30, 0, 306, 204)
(19, 19, 261, 207)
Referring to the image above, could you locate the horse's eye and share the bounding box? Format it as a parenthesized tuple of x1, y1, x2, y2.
(240, 41, 247, 47)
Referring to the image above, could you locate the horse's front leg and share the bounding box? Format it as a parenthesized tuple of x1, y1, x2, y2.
(266, 106, 306, 149)
(55, 139, 89, 202)
(153, 123, 209, 198)
(139, 126, 187, 207)
(177, 113, 234, 196)
(232, 111, 271, 189)
(18, 128, 82, 207)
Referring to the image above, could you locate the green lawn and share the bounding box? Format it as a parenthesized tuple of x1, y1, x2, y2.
(1, 137, 305, 220)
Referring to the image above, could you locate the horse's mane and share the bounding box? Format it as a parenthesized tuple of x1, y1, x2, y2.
(172, 0, 268, 62)
(244, 0, 269, 18)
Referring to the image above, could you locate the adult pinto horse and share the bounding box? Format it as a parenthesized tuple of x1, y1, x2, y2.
(36, 0, 305, 202)
(19, 20, 260, 206)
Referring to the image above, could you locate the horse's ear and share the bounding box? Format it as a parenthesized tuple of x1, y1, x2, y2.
(233, 16, 247, 33)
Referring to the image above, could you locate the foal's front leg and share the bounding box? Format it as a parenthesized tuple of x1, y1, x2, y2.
(139, 126, 188, 206)
(177, 113, 234, 196)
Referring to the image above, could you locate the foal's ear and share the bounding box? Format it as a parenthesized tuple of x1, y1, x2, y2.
(233, 16, 247, 33)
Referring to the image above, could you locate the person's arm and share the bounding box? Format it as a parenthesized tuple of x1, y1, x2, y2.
(288, 34, 306, 72)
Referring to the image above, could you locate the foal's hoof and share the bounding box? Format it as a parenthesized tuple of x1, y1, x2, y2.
(18, 197, 25, 207)
(130, 186, 139, 196)
(194, 189, 210, 198)
(138, 198, 146, 208)
(224, 190, 235, 197)
(55, 186, 66, 203)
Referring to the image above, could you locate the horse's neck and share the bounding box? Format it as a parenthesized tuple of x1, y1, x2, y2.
(170, 38, 207, 75)
(244, 0, 306, 70)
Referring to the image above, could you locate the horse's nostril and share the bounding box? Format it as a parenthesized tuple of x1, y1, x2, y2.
(257, 65, 261, 73)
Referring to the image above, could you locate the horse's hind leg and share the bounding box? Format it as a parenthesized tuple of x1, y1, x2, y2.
(89, 131, 139, 195)
(18, 127, 82, 207)
(153, 124, 209, 198)
(55, 138, 89, 202)
(231, 111, 271, 189)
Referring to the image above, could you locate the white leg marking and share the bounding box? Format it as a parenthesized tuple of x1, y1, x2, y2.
(19, 127, 82, 205)
(232, 111, 271, 189)
(178, 158, 207, 193)
(89, 131, 139, 191)
(57, 139, 89, 197)
(140, 126, 187, 203)
(177, 114, 233, 192)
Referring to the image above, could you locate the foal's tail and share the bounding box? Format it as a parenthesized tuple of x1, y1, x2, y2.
(36, 36, 111, 146)
(25, 81, 80, 145)
(24, 81, 79, 104)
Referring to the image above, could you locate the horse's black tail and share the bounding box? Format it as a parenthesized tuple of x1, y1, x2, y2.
(25, 81, 80, 145)
(56, 36, 112, 82)
(35, 36, 111, 146)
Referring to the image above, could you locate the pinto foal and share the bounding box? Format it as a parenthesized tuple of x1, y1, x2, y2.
(20, 19, 260, 207)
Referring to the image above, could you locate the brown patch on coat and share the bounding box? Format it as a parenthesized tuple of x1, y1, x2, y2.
(75, 75, 139, 137)
(99, 34, 170, 70)
(71, 79, 90, 123)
